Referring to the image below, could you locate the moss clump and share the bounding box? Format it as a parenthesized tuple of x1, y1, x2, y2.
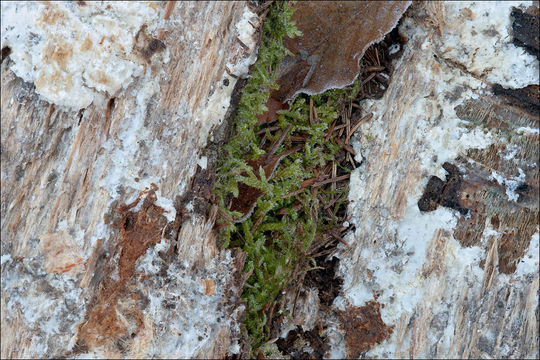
(214, 1, 357, 350)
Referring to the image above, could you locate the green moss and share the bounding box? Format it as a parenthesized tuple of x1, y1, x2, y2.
(214, 1, 359, 351)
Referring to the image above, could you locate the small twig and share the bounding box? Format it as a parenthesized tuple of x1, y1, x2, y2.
(256, 0, 274, 14)
(283, 187, 305, 199)
(214, 222, 232, 231)
(325, 206, 337, 222)
(258, 132, 267, 149)
(292, 288, 301, 319)
(325, 120, 337, 142)
(309, 98, 314, 125)
(348, 152, 357, 169)
(361, 73, 376, 86)
(217, 207, 235, 223)
(337, 126, 345, 138)
(334, 137, 357, 156)
(277, 201, 302, 214)
(346, 106, 351, 141)
(364, 65, 385, 72)
(268, 125, 291, 156)
(256, 125, 281, 135)
(258, 7, 271, 24)
(345, 113, 372, 144)
(313, 174, 350, 187)
(331, 161, 337, 192)
(266, 299, 277, 334)
(322, 162, 333, 175)
(310, 248, 336, 258)
(251, 213, 265, 234)
(290, 135, 308, 142)
(324, 193, 344, 209)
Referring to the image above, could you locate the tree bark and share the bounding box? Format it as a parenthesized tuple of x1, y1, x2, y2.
(1, 2, 256, 358)
(332, 2, 539, 358)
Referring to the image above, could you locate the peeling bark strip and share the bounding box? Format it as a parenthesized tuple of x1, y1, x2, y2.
(511, 7, 540, 60)
(418, 162, 468, 215)
(492, 84, 539, 116)
(453, 93, 538, 275)
(76, 185, 167, 353)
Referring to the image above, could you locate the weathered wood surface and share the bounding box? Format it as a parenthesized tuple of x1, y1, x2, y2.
(1, 2, 256, 358)
(2, 2, 538, 359)
(334, 2, 539, 358)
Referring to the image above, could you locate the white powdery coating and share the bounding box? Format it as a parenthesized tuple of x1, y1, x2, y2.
(97, 64, 177, 222)
(2, 253, 86, 357)
(440, 1, 538, 89)
(0, 1, 159, 110)
(154, 190, 176, 222)
(193, 6, 259, 150)
(1, 254, 11, 266)
(514, 232, 539, 277)
(516, 126, 540, 135)
(337, 203, 481, 320)
(132, 249, 242, 358)
(197, 156, 208, 170)
(490, 167, 527, 202)
(236, 8, 258, 50)
(322, 320, 347, 359)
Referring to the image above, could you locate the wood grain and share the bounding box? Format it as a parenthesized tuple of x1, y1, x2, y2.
(1, 2, 255, 358)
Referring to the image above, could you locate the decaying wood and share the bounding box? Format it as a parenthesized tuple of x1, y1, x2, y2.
(1, 2, 256, 358)
(336, 3, 539, 358)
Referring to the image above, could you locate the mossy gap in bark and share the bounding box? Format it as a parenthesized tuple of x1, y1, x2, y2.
(213, 1, 403, 353)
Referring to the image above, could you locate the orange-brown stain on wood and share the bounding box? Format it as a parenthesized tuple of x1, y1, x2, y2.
(39, 3, 67, 26)
(96, 70, 110, 85)
(75, 184, 168, 355)
(203, 279, 216, 296)
(163, 1, 176, 20)
(40, 230, 85, 276)
(421, 228, 450, 278)
(338, 301, 394, 358)
(42, 40, 73, 71)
